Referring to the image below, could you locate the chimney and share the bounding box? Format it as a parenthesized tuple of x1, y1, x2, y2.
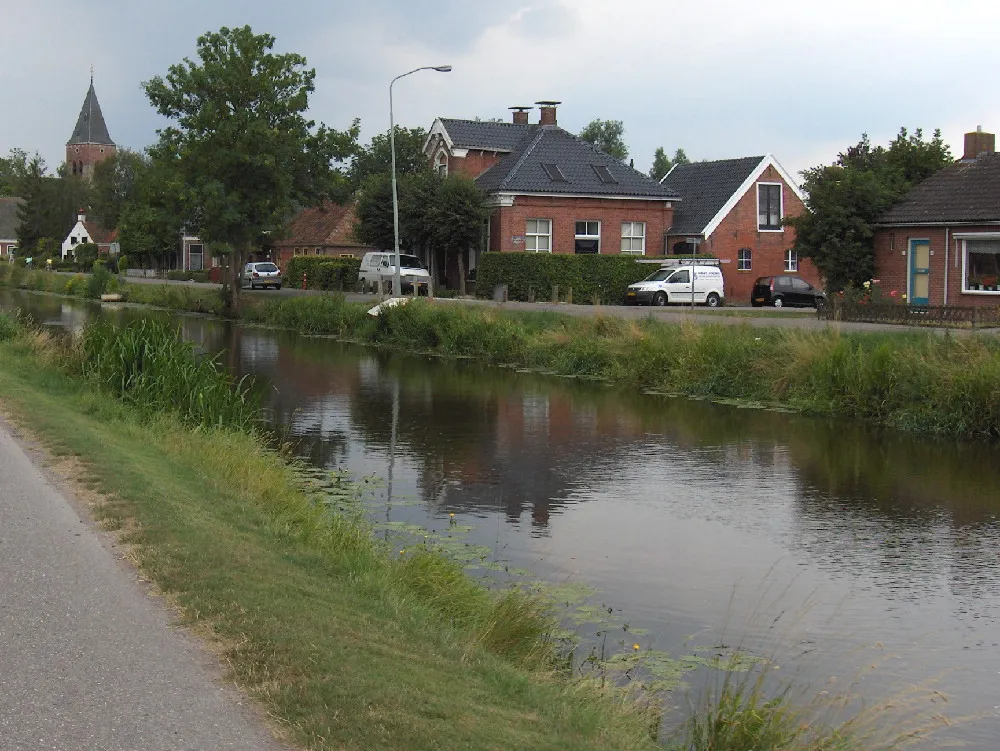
(77, 208, 87, 223)
(535, 100, 561, 127)
(509, 106, 532, 125)
(963, 126, 995, 161)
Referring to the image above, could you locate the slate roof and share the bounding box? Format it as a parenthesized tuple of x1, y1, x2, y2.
(271, 201, 368, 248)
(68, 82, 114, 146)
(877, 153, 1000, 225)
(475, 127, 679, 200)
(439, 119, 533, 152)
(658, 156, 764, 236)
(0, 197, 23, 240)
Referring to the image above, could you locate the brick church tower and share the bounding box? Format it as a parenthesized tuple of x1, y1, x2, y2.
(66, 75, 116, 180)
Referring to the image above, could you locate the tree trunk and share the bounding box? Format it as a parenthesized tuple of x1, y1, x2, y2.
(226, 243, 244, 317)
(457, 250, 467, 297)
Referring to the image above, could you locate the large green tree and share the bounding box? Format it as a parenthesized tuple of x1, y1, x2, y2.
(0, 149, 43, 197)
(579, 119, 628, 161)
(91, 148, 148, 230)
(116, 154, 186, 269)
(649, 147, 672, 180)
(348, 126, 428, 192)
(355, 172, 488, 296)
(16, 167, 91, 255)
(143, 25, 359, 313)
(788, 127, 952, 291)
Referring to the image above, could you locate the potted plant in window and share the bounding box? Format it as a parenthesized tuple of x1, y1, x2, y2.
(968, 275, 982, 291)
(984, 276, 998, 292)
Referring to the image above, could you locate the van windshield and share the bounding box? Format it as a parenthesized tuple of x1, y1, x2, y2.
(399, 255, 427, 270)
(643, 269, 672, 282)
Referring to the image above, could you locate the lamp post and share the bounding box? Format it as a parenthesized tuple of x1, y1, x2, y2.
(390, 64, 452, 298)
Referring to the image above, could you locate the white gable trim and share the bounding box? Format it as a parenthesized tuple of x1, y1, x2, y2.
(422, 118, 454, 157)
(701, 154, 806, 239)
(659, 163, 678, 184)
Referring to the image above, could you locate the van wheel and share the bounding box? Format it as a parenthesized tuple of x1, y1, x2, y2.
(275, 284, 281, 291)
(652, 292, 667, 307)
(705, 292, 721, 308)
(773, 297, 783, 308)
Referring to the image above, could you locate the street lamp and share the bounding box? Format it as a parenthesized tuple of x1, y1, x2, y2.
(390, 64, 452, 298)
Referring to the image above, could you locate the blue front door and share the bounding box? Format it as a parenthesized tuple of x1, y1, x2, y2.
(909, 240, 930, 305)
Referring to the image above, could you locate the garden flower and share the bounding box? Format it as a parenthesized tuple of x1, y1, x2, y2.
(633, 643, 640, 651)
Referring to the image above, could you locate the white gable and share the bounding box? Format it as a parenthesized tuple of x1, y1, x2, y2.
(703, 154, 806, 239)
(61, 220, 93, 259)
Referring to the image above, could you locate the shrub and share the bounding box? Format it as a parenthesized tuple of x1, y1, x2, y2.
(85, 262, 113, 298)
(284, 256, 361, 290)
(476, 252, 663, 304)
(73, 242, 100, 268)
(166, 269, 212, 283)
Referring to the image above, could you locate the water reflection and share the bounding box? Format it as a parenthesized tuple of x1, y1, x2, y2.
(5, 288, 1000, 745)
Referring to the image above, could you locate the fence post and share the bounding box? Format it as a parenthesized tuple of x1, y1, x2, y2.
(551, 284, 560, 304)
(527, 287, 535, 304)
(566, 285, 573, 304)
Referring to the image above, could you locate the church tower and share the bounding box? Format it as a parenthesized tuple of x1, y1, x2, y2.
(66, 74, 116, 180)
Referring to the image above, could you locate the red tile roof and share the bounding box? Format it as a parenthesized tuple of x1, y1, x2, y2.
(272, 201, 368, 248)
(83, 220, 118, 245)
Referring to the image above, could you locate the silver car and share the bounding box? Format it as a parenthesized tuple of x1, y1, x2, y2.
(242, 262, 282, 290)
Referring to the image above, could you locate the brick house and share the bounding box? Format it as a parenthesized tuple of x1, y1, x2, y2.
(873, 128, 999, 307)
(66, 76, 116, 180)
(423, 103, 679, 288)
(0, 197, 22, 261)
(659, 155, 819, 303)
(61, 210, 119, 259)
(269, 201, 374, 269)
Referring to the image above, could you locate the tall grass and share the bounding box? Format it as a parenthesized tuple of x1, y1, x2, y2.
(76, 319, 260, 430)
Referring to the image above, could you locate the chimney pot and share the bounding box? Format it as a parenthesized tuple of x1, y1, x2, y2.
(963, 128, 995, 161)
(509, 106, 532, 125)
(535, 100, 561, 127)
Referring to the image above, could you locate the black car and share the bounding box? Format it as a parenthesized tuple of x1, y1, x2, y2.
(751, 275, 826, 309)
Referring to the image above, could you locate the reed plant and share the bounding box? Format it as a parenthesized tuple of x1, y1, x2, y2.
(76, 319, 260, 431)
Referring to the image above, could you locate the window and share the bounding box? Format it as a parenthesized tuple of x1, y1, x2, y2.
(591, 165, 617, 184)
(435, 151, 448, 177)
(574, 221, 600, 254)
(189, 243, 204, 271)
(964, 236, 1000, 292)
(541, 163, 568, 182)
(620, 222, 645, 254)
(525, 219, 552, 252)
(784, 249, 798, 272)
(757, 183, 782, 231)
(70, 236, 78, 245)
(738, 247, 752, 271)
(667, 269, 690, 284)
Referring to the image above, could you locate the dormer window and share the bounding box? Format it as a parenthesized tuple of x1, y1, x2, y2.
(435, 151, 448, 176)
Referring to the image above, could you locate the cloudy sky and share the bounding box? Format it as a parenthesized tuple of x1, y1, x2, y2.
(3, 0, 999, 181)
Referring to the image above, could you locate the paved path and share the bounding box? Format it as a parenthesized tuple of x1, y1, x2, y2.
(0, 418, 289, 751)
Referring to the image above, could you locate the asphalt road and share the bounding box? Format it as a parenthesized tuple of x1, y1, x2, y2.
(0, 417, 289, 751)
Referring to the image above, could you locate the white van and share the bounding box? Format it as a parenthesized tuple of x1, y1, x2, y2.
(358, 252, 431, 294)
(625, 264, 725, 307)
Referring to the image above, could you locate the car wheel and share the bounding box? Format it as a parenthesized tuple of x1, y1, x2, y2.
(275, 284, 282, 291)
(773, 297, 783, 308)
(705, 292, 721, 308)
(814, 297, 826, 311)
(652, 292, 667, 307)
(250, 282, 257, 290)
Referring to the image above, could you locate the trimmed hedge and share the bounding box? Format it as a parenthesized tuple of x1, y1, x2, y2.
(284, 256, 362, 291)
(475, 252, 654, 304)
(167, 269, 211, 283)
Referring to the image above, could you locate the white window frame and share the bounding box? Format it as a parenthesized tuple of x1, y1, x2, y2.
(435, 150, 448, 177)
(525, 219, 552, 253)
(738, 247, 752, 271)
(620, 221, 646, 255)
(574, 220, 601, 253)
(784, 249, 798, 272)
(958, 233, 1000, 294)
(188, 243, 204, 271)
(757, 182, 784, 232)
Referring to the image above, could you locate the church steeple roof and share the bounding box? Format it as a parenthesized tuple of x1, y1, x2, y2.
(67, 78, 114, 146)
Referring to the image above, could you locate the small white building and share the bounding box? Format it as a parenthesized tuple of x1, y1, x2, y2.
(62, 210, 119, 260)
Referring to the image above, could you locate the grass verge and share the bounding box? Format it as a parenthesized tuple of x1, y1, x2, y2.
(0, 321, 661, 751)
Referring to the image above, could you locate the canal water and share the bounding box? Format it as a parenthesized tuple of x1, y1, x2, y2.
(4, 289, 1000, 746)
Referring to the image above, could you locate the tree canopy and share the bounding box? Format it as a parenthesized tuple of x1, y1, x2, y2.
(579, 119, 628, 161)
(348, 127, 428, 192)
(648, 147, 671, 181)
(787, 127, 952, 291)
(354, 172, 488, 295)
(1, 149, 44, 197)
(16, 166, 91, 254)
(143, 25, 359, 313)
(91, 148, 148, 231)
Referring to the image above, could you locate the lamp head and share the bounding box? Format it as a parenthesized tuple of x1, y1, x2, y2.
(432, 65, 453, 72)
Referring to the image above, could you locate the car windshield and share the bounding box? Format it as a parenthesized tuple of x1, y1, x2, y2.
(254, 263, 279, 272)
(643, 269, 672, 281)
(399, 255, 426, 270)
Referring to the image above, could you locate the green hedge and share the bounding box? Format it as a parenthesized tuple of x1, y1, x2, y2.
(284, 256, 362, 291)
(476, 252, 656, 304)
(166, 269, 211, 283)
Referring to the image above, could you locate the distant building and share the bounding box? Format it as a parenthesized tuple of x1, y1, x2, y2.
(269, 201, 374, 268)
(61, 210, 119, 259)
(66, 76, 116, 180)
(0, 197, 23, 260)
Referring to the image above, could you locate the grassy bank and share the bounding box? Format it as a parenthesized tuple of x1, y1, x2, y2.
(0, 317, 664, 750)
(4, 267, 1000, 439)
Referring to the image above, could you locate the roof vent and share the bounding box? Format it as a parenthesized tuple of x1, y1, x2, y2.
(541, 163, 568, 182)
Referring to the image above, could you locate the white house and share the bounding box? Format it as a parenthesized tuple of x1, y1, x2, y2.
(61, 210, 119, 260)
